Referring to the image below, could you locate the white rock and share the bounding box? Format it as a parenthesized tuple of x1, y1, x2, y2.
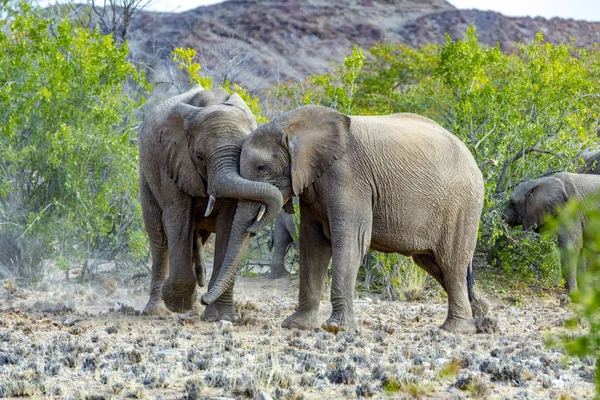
(559, 374, 569, 381)
(256, 391, 273, 400)
(551, 379, 564, 389)
(216, 320, 233, 330)
(448, 387, 460, 393)
(435, 357, 449, 367)
(363, 297, 373, 303)
(156, 349, 179, 358)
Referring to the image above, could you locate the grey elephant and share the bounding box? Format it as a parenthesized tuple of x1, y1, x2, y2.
(501, 172, 600, 293)
(579, 150, 600, 174)
(268, 211, 297, 278)
(201, 105, 490, 333)
(138, 85, 282, 320)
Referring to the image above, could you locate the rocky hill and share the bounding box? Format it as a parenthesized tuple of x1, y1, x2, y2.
(124, 0, 600, 93)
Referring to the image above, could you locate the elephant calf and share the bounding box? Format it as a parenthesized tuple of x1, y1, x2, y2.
(202, 105, 490, 333)
(502, 172, 600, 293)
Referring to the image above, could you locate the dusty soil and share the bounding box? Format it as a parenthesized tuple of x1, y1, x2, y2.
(0, 268, 595, 399)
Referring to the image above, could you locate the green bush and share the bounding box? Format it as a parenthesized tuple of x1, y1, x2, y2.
(0, 3, 151, 279)
(547, 193, 600, 396)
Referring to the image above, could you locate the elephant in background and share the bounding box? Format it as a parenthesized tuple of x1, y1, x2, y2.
(579, 150, 600, 174)
(502, 172, 600, 293)
(268, 211, 297, 278)
(202, 105, 490, 333)
(138, 85, 282, 320)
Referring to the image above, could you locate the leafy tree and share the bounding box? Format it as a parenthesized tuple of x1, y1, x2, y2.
(0, 3, 151, 279)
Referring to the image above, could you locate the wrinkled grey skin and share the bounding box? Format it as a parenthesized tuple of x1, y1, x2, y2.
(502, 172, 600, 293)
(203, 105, 489, 333)
(268, 211, 297, 278)
(138, 85, 282, 320)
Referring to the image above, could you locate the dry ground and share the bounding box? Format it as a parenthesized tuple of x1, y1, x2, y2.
(0, 267, 595, 399)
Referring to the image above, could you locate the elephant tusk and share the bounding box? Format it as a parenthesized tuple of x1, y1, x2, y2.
(255, 204, 266, 223)
(204, 195, 216, 217)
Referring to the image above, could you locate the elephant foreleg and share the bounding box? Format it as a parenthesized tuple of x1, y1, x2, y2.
(322, 212, 372, 333)
(140, 177, 172, 317)
(161, 198, 197, 313)
(282, 203, 332, 330)
(558, 232, 583, 294)
(201, 202, 240, 322)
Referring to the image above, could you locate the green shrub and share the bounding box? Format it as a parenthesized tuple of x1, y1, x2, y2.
(547, 193, 600, 397)
(0, 3, 151, 279)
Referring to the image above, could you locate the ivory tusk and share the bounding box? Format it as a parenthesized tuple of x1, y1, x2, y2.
(256, 204, 266, 223)
(204, 195, 216, 217)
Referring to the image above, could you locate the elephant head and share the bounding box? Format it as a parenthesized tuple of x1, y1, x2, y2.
(501, 176, 568, 232)
(201, 105, 350, 305)
(156, 87, 283, 310)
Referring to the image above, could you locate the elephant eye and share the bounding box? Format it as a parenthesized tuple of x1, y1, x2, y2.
(257, 165, 267, 173)
(195, 152, 205, 163)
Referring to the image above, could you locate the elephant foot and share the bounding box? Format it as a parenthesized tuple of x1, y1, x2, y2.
(201, 303, 240, 323)
(440, 318, 477, 334)
(322, 310, 358, 333)
(470, 291, 490, 318)
(180, 300, 203, 317)
(282, 310, 320, 330)
(143, 299, 173, 318)
(269, 267, 291, 279)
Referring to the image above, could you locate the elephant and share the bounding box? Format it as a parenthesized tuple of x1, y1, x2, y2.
(267, 211, 297, 278)
(138, 85, 282, 320)
(201, 105, 490, 333)
(579, 150, 600, 174)
(501, 172, 600, 293)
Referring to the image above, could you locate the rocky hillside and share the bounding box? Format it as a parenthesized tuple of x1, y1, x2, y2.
(125, 0, 600, 92)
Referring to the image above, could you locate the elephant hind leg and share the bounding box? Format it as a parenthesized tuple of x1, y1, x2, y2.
(412, 254, 444, 288)
(414, 253, 476, 334)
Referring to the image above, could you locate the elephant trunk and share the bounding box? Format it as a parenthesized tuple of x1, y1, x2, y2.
(200, 200, 263, 306)
(208, 144, 283, 233)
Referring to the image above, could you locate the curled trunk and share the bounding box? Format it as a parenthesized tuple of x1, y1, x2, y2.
(208, 146, 283, 233)
(200, 147, 283, 306)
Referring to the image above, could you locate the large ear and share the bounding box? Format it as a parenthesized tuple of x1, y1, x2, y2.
(523, 177, 568, 230)
(159, 103, 207, 197)
(224, 93, 259, 130)
(279, 106, 351, 196)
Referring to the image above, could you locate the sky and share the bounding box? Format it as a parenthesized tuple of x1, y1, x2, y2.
(144, 0, 600, 21)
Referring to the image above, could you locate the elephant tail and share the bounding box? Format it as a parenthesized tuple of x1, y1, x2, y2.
(467, 262, 474, 301)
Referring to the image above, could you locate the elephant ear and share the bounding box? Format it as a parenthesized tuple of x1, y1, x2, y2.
(224, 93, 259, 131)
(160, 103, 207, 197)
(280, 106, 351, 196)
(523, 176, 568, 230)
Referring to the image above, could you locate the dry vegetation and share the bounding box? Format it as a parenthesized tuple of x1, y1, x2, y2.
(0, 265, 594, 399)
